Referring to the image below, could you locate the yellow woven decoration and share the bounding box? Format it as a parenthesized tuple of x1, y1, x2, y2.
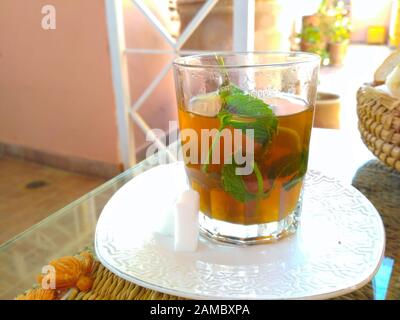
(16, 288, 56, 300)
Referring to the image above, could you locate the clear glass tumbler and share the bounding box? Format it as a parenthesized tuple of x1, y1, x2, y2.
(173, 52, 320, 244)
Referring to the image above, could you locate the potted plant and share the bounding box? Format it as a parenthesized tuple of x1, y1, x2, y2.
(321, 0, 351, 66)
(299, 25, 325, 52)
(328, 20, 351, 66)
(298, 1, 351, 66)
(297, 23, 329, 65)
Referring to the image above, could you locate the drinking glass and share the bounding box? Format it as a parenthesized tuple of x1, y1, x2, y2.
(173, 52, 320, 244)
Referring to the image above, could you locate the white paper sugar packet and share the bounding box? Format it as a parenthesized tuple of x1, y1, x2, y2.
(174, 189, 200, 252)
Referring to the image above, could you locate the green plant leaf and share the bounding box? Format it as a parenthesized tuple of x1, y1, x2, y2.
(300, 26, 321, 44)
(252, 161, 264, 200)
(282, 151, 309, 191)
(266, 151, 309, 190)
(226, 114, 277, 144)
(221, 162, 257, 203)
(217, 85, 278, 144)
(202, 55, 279, 206)
(221, 160, 275, 203)
(222, 85, 276, 118)
(267, 152, 303, 179)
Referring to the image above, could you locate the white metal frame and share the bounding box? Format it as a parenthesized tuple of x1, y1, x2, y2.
(105, 0, 255, 169)
(233, 0, 255, 51)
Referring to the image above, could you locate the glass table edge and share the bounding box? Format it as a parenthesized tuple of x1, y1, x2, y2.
(0, 154, 159, 250)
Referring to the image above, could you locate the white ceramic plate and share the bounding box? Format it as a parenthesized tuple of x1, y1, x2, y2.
(95, 162, 385, 300)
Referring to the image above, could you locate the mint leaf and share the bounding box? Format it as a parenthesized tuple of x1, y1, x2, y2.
(218, 85, 278, 144)
(216, 111, 232, 127)
(221, 160, 274, 203)
(201, 124, 224, 173)
(202, 55, 279, 207)
(222, 85, 276, 118)
(202, 80, 277, 173)
(282, 151, 309, 191)
(267, 152, 303, 179)
(283, 175, 303, 191)
(219, 83, 237, 100)
(221, 162, 257, 202)
(220, 112, 277, 144)
(265, 151, 309, 191)
(252, 162, 264, 199)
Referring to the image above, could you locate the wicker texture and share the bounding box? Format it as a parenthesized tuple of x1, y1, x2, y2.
(18, 255, 374, 300)
(357, 85, 400, 172)
(63, 261, 183, 300)
(60, 259, 373, 300)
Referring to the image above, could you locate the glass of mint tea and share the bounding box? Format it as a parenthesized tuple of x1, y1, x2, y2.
(173, 52, 320, 244)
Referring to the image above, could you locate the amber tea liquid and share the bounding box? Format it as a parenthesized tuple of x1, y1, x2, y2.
(178, 96, 313, 226)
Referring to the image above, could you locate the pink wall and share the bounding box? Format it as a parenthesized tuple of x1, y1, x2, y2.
(0, 0, 178, 166)
(0, 0, 120, 164)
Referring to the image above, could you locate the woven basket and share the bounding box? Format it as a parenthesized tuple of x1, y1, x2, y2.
(357, 84, 400, 172)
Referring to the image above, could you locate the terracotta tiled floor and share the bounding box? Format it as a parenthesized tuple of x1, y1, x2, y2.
(0, 156, 105, 244)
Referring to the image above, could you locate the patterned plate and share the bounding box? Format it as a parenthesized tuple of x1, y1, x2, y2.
(95, 162, 385, 300)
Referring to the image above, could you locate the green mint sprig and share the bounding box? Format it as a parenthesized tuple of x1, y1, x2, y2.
(200, 55, 278, 203)
(221, 161, 257, 203)
(267, 150, 309, 191)
(282, 151, 308, 191)
(218, 109, 277, 144)
(221, 160, 272, 203)
(201, 79, 277, 172)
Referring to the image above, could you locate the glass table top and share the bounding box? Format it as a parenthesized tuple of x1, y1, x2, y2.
(0, 127, 399, 300)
